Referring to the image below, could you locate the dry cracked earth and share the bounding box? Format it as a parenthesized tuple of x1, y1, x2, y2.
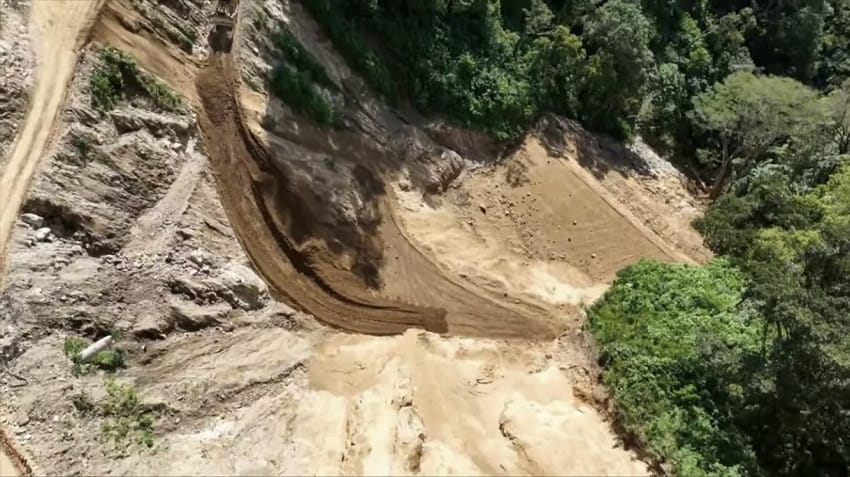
(0, 0, 709, 475)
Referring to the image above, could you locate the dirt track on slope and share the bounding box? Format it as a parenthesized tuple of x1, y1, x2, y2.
(0, 0, 105, 276)
(195, 54, 448, 335)
(0, 1, 104, 473)
(194, 52, 560, 338)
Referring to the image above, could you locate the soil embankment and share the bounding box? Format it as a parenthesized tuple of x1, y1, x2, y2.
(193, 48, 563, 337)
(194, 53, 449, 335)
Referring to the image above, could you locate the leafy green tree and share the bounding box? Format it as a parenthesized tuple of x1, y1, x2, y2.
(746, 0, 827, 82)
(691, 72, 825, 197)
(580, 0, 655, 137)
(639, 62, 689, 148)
(522, 0, 554, 37)
(588, 259, 760, 476)
(827, 79, 850, 154)
(814, 0, 850, 87)
(529, 25, 587, 118)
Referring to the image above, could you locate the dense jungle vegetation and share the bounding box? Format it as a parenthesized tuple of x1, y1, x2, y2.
(296, 0, 850, 475)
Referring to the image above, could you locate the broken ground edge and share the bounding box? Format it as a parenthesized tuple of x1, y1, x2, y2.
(0, 426, 31, 476)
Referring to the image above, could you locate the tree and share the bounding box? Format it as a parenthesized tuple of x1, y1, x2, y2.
(639, 62, 688, 148)
(814, 0, 850, 87)
(580, 0, 655, 137)
(587, 259, 760, 476)
(529, 25, 587, 118)
(827, 79, 850, 154)
(746, 0, 827, 82)
(522, 0, 554, 37)
(691, 72, 825, 197)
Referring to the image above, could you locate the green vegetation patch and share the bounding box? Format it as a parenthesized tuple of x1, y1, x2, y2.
(588, 259, 761, 476)
(89, 46, 182, 113)
(267, 28, 340, 126)
(301, 0, 399, 105)
(63, 335, 126, 376)
(101, 380, 155, 449)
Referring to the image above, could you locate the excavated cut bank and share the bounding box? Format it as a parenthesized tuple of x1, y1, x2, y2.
(194, 54, 449, 335)
(194, 50, 562, 338)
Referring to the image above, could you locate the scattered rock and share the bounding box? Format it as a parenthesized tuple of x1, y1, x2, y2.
(109, 108, 193, 138)
(170, 275, 217, 303)
(572, 220, 577, 226)
(424, 149, 466, 193)
(15, 411, 29, 427)
(590, 253, 597, 259)
(478, 203, 487, 214)
(218, 262, 269, 311)
(20, 213, 44, 228)
(53, 257, 71, 268)
(175, 228, 195, 240)
(34, 227, 52, 242)
(169, 301, 231, 331)
(186, 249, 216, 268)
(133, 313, 173, 339)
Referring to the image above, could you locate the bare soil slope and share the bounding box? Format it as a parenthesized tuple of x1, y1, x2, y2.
(0, 0, 708, 475)
(194, 48, 561, 338)
(194, 54, 448, 335)
(110, 330, 647, 476)
(0, 0, 105, 275)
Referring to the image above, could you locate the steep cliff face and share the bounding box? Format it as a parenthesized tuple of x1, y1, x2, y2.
(0, 0, 706, 475)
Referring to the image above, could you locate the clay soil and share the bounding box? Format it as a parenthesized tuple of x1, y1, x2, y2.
(194, 51, 562, 338)
(0, 0, 709, 474)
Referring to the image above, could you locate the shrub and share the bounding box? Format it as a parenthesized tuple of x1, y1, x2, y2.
(89, 47, 181, 112)
(267, 28, 339, 126)
(100, 380, 155, 448)
(63, 335, 127, 376)
(71, 391, 96, 414)
(269, 65, 337, 126)
(587, 259, 761, 476)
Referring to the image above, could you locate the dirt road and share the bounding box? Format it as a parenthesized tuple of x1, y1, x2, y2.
(195, 54, 446, 335)
(0, 0, 104, 275)
(0, 1, 104, 473)
(194, 49, 567, 338)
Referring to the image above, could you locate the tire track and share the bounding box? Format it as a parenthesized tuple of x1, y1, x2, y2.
(195, 54, 449, 335)
(194, 46, 562, 338)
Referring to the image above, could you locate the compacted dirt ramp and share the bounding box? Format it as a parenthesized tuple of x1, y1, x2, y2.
(195, 53, 449, 335)
(195, 25, 562, 338)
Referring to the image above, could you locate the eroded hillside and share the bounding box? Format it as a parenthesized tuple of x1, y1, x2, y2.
(0, 0, 707, 475)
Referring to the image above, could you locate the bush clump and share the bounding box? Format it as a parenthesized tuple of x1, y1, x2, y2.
(100, 380, 155, 449)
(89, 47, 181, 112)
(267, 28, 340, 126)
(63, 335, 126, 376)
(587, 259, 761, 476)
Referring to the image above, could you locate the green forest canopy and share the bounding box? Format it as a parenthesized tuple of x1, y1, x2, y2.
(289, 0, 850, 475)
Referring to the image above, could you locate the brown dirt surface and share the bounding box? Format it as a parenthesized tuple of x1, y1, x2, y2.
(0, 0, 105, 276)
(0, 428, 27, 477)
(89, 0, 199, 103)
(193, 50, 565, 338)
(194, 54, 450, 335)
(390, 135, 708, 323)
(453, 138, 691, 283)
